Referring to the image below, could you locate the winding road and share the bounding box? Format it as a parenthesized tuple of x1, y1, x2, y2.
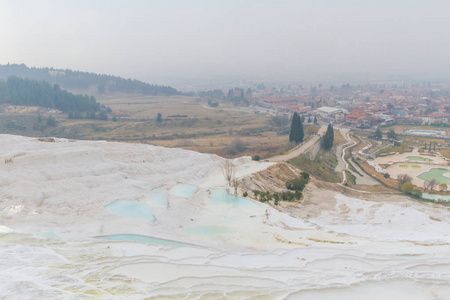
(336, 129, 379, 186)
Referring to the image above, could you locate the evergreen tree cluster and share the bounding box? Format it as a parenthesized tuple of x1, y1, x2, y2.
(0, 77, 100, 114)
(0, 64, 180, 96)
(323, 124, 334, 149)
(373, 127, 383, 140)
(289, 112, 304, 143)
(198, 89, 225, 100)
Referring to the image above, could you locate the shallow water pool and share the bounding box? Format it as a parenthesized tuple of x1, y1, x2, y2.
(406, 156, 433, 162)
(422, 193, 450, 202)
(97, 234, 193, 247)
(209, 189, 261, 210)
(170, 184, 197, 198)
(147, 189, 168, 208)
(398, 164, 421, 168)
(417, 168, 450, 185)
(105, 200, 155, 221)
(37, 232, 59, 239)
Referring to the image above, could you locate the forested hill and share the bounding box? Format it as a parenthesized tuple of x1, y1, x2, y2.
(0, 77, 100, 114)
(0, 64, 180, 96)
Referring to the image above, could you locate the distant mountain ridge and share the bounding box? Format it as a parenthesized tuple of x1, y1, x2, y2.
(0, 64, 180, 96)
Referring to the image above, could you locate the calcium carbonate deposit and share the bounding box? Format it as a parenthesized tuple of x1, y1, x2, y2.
(1, 134, 450, 299)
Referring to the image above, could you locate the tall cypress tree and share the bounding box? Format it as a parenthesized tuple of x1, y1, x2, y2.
(323, 124, 334, 149)
(289, 112, 304, 143)
(299, 118, 304, 142)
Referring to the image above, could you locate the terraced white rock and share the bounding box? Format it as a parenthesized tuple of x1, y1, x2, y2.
(1, 134, 450, 299)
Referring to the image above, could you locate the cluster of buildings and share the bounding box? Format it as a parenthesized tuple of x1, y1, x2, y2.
(249, 83, 450, 129)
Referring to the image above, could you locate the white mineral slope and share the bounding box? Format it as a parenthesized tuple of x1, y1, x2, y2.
(1, 134, 450, 299)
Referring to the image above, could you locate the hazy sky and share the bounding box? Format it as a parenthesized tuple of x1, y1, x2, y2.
(1, 0, 450, 84)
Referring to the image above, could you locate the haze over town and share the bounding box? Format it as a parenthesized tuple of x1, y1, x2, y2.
(3, 1, 450, 299)
(2, 0, 450, 86)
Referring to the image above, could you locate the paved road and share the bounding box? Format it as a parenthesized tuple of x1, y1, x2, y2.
(338, 129, 379, 186)
(268, 126, 326, 162)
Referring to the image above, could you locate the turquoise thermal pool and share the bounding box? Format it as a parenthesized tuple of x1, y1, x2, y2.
(105, 200, 155, 221)
(147, 188, 168, 208)
(170, 184, 197, 198)
(422, 193, 450, 202)
(97, 234, 194, 247)
(209, 189, 262, 209)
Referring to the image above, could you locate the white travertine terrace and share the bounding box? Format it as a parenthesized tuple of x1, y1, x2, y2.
(1, 134, 450, 299)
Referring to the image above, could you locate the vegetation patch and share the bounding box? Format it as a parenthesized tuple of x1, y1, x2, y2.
(251, 172, 309, 205)
(399, 164, 421, 168)
(289, 150, 340, 183)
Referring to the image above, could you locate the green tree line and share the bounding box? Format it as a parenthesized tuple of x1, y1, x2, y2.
(0, 77, 100, 113)
(0, 64, 180, 95)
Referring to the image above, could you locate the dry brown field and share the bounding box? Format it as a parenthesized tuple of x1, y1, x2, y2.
(0, 96, 302, 159)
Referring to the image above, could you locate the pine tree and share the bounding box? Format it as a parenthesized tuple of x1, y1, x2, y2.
(289, 112, 304, 143)
(323, 124, 334, 149)
(313, 115, 317, 124)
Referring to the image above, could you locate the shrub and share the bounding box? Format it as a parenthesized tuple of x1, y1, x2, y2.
(243, 191, 248, 197)
(225, 138, 247, 155)
(412, 189, 422, 198)
(401, 182, 414, 194)
(253, 155, 261, 161)
(286, 174, 309, 191)
(384, 173, 390, 178)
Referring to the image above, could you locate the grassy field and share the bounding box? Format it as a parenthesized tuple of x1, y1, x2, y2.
(99, 95, 250, 119)
(0, 96, 297, 158)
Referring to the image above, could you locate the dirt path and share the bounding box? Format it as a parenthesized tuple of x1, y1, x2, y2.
(268, 125, 326, 162)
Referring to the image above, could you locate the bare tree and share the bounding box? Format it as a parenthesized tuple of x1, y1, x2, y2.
(232, 177, 240, 195)
(222, 160, 235, 186)
(424, 179, 438, 191)
(397, 173, 412, 189)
